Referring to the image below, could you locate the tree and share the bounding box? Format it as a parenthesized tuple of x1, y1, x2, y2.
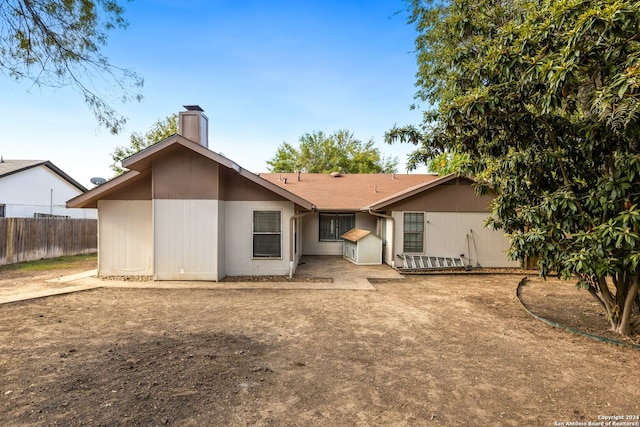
(267, 130, 398, 174)
(110, 113, 177, 175)
(389, 0, 640, 335)
(0, 0, 143, 133)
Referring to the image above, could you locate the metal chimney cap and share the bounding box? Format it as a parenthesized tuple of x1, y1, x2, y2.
(183, 105, 204, 112)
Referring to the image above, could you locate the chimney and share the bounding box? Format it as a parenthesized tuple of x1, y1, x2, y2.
(179, 105, 209, 148)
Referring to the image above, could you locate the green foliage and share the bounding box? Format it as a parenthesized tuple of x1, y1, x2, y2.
(110, 113, 178, 175)
(267, 130, 398, 174)
(398, 0, 640, 334)
(0, 0, 143, 133)
(425, 151, 469, 175)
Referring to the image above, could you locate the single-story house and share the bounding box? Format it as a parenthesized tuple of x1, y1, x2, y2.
(260, 171, 518, 269)
(68, 105, 518, 280)
(0, 159, 96, 219)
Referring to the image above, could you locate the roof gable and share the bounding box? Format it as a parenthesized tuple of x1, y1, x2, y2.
(69, 136, 314, 210)
(0, 159, 87, 192)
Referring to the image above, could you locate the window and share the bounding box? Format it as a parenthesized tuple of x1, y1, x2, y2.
(319, 213, 355, 241)
(0, 204, 4, 218)
(403, 212, 424, 252)
(253, 211, 281, 258)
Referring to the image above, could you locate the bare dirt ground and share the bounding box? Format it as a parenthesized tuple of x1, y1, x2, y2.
(0, 263, 639, 426)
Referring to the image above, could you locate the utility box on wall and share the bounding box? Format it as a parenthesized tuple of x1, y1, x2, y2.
(341, 228, 382, 265)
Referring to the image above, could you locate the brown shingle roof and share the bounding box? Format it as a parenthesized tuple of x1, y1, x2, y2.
(259, 172, 440, 210)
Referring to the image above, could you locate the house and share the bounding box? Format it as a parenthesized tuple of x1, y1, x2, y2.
(260, 172, 519, 269)
(67, 106, 314, 280)
(68, 105, 518, 280)
(0, 159, 97, 219)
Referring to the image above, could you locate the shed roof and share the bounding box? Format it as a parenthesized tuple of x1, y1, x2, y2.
(341, 228, 372, 242)
(259, 172, 440, 211)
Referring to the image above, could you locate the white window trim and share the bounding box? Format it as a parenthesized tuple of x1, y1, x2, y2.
(252, 209, 283, 259)
(403, 211, 425, 253)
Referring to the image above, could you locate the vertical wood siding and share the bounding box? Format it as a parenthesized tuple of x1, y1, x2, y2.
(0, 218, 97, 266)
(97, 200, 153, 276)
(154, 199, 219, 280)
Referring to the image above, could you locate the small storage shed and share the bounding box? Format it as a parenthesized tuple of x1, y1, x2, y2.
(341, 228, 382, 265)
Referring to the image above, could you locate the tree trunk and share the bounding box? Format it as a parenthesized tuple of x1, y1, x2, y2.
(617, 278, 639, 336)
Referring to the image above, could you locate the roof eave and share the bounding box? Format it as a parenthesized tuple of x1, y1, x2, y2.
(66, 170, 145, 208)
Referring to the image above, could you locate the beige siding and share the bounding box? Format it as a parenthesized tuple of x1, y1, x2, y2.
(393, 211, 518, 268)
(154, 199, 219, 280)
(97, 200, 152, 276)
(217, 200, 226, 280)
(224, 200, 295, 276)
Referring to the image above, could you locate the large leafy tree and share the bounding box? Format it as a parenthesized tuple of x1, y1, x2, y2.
(389, 0, 640, 335)
(0, 0, 143, 133)
(110, 113, 177, 175)
(268, 130, 398, 174)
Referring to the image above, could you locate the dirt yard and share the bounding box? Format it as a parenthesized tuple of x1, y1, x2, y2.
(0, 263, 639, 426)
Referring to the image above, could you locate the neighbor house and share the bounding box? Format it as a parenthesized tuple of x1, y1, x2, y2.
(68, 105, 518, 280)
(0, 159, 96, 219)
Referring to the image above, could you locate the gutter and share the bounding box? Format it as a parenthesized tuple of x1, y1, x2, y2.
(289, 208, 316, 278)
(368, 208, 396, 268)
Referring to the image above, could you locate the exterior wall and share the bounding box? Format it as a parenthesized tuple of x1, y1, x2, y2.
(224, 200, 295, 276)
(381, 217, 394, 265)
(97, 200, 152, 276)
(0, 166, 96, 218)
(152, 149, 219, 199)
(220, 168, 288, 202)
(217, 200, 226, 280)
(388, 178, 492, 213)
(392, 211, 518, 268)
(154, 199, 220, 280)
(301, 211, 378, 256)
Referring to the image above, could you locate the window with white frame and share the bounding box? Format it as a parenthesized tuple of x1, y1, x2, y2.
(253, 210, 282, 258)
(319, 213, 355, 241)
(0, 204, 4, 218)
(403, 212, 424, 252)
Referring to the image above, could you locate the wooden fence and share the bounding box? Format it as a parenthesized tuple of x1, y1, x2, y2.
(0, 218, 97, 266)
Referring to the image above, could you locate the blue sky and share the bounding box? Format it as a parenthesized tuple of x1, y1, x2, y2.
(1, 0, 427, 188)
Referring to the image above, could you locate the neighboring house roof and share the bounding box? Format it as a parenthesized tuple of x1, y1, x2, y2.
(259, 172, 440, 211)
(67, 135, 315, 211)
(0, 159, 88, 192)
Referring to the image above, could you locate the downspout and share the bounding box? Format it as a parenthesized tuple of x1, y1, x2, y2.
(289, 207, 316, 278)
(368, 208, 395, 268)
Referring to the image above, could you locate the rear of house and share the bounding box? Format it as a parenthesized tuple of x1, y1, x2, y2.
(69, 105, 519, 281)
(68, 107, 314, 280)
